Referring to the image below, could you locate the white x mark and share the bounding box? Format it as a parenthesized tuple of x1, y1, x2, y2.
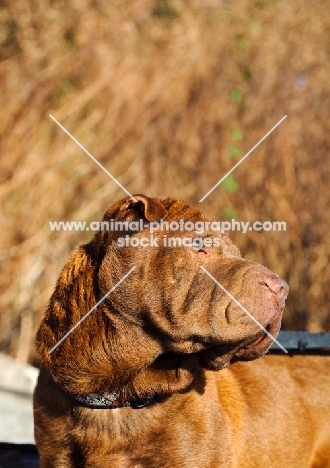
(49, 114, 137, 201)
(199, 115, 287, 202)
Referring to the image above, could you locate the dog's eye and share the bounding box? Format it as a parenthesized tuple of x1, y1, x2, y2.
(191, 239, 203, 252)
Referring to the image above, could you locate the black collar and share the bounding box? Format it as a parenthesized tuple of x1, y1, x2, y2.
(51, 372, 158, 409)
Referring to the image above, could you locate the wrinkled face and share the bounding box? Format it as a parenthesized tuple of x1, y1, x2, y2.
(96, 195, 289, 370)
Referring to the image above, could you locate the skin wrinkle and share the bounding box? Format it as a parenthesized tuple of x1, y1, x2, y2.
(180, 274, 204, 319)
(233, 266, 257, 323)
(208, 280, 225, 336)
(224, 300, 231, 328)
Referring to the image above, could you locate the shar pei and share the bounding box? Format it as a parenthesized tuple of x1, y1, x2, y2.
(34, 195, 330, 467)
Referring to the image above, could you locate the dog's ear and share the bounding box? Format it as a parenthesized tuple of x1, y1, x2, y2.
(125, 194, 167, 221)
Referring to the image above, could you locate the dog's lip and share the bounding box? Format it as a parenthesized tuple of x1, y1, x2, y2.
(234, 331, 267, 357)
(234, 313, 281, 358)
(243, 332, 266, 350)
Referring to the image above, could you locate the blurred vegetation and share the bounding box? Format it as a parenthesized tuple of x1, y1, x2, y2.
(0, 0, 329, 364)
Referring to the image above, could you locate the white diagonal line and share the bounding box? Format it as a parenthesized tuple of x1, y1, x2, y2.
(48, 266, 137, 354)
(49, 114, 137, 201)
(200, 266, 287, 353)
(199, 115, 287, 202)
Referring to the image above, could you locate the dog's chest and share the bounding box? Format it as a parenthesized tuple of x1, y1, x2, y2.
(83, 409, 164, 467)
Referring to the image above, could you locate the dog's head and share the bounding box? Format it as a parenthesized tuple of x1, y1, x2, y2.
(37, 195, 288, 396)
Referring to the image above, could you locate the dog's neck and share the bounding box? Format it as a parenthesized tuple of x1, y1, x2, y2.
(51, 372, 158, 409)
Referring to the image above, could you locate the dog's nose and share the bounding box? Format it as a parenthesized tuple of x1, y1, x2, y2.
(261, 274, 289, 307)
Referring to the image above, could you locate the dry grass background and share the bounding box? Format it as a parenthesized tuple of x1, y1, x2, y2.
(0, 0, 329, 364)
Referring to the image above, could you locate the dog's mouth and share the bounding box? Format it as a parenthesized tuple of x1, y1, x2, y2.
(232, 313, 282, 361)
(159, 303, 284, 374)
(242, 331, 267, 350)
(234, 332, 269, 357)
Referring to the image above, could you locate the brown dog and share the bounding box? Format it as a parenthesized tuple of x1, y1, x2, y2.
(34, 195, 330, 467)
